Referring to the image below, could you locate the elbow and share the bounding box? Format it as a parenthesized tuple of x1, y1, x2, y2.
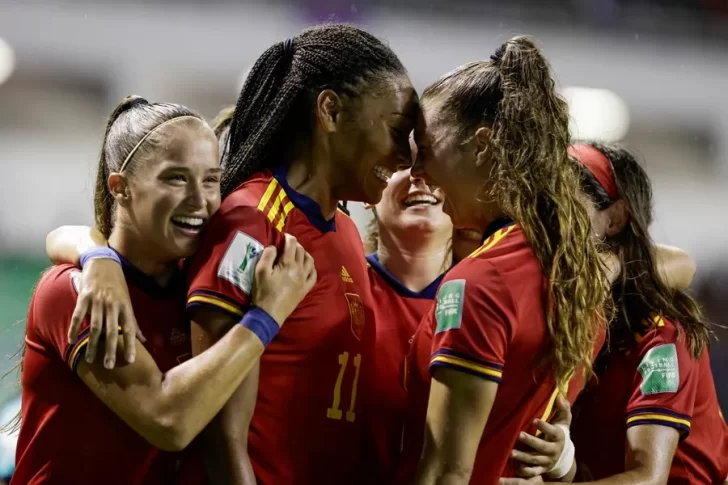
(45, 229, 60, 263)
(146, 414, 197, 452)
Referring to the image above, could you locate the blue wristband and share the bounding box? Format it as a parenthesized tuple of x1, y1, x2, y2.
(79, 247, 121, 269)
(240, 307, 280, 347)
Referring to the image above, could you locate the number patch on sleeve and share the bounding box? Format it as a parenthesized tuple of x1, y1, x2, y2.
(435, 279, 465, 334)
(217, 231, 264, 295)
(638, 343, 679, 395)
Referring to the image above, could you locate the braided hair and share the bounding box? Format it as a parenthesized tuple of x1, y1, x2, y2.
(222, 23, 406, 197)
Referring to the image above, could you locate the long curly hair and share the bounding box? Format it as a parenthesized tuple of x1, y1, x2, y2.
(422, 36, 610, 391)
(578, 143, 712, 357)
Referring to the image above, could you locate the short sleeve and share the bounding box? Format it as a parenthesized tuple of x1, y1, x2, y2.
(429, 260, 516, 383)
(26, 266, 90, 372)
(186, 204, 283, 318)
(625, 322, 698, 439)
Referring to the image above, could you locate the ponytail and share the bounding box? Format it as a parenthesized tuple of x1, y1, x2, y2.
(94, 96, 148, 237)
(422, 36, 609, 391)
(492, 37, 608, 391)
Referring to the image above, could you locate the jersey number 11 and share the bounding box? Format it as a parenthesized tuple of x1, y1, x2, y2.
(326, 352, 362, 422)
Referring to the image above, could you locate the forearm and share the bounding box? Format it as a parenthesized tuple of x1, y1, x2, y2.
(555, 468, 659, 485)
(46, 225, 105, 264)
(155, 324, 264, 448)
(201, 416, 257, 485)
(414, 449, 472, 485)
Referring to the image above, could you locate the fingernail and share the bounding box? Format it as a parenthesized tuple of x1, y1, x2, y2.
(105, 358, 114, 369)
(127, 354, 135, 364)
(520, 432, 526, 439)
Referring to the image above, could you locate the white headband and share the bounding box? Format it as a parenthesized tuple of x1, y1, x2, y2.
(119, 115, 201, 172)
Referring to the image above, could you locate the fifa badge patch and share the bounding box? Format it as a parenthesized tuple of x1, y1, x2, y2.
(638, 343, 679, 395)
(435, 279, 465, 334)
(218, 231, 264, 295)
(345, 293, 365, 340)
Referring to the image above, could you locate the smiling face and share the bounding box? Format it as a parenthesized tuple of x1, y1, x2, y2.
(329, 74, 419, 205)
(113, 120, 221, 262)
(374, 135, 452, 242)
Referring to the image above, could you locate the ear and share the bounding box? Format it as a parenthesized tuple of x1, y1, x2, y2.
(473, 126, 492, 168)
(604, 199, 629, 238)
(316, 89, 343, 133)
(108, 173, 131, 207)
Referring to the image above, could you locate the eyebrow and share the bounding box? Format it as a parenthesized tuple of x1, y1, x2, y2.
(159, 164, 223, 173)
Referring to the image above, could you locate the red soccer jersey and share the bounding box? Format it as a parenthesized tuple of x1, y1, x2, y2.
(14, 259, 194, 485)
(185, 168, 375, 485)
(362, 253, 444, 483)
(397, 222, 564, 484)
(572, 316, 728, 484)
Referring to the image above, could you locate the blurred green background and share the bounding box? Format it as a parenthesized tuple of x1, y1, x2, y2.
(0, 259, 48, 404)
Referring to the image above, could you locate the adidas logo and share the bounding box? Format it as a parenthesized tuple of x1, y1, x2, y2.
(340, 266, 353, 283)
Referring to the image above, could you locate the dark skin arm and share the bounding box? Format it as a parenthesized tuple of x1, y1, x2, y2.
(190, 310, 259, 485)
(414, 367, 498, 485)
(499, 425, 679, 485)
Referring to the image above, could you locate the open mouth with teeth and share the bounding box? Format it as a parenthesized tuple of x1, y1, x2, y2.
(402, 193, 441, 207)
(171, 216, 206, 233)
(373, 165, 394, 184)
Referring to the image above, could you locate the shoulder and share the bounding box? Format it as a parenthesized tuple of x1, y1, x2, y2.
(440, 259, 514, 312)
(27, 264, 79, 338)
(638, 316, 686, 351)
(33, 264, 81, 305)
(223, 170, 277, 207)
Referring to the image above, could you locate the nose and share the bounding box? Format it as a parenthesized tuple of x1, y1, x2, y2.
(186, 180, 206, 210)
(410, 155, 425, 179)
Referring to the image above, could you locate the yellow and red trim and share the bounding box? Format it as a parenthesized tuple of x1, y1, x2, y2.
(467, 225, 517, 260)
(187, 290, 245, 319)
(429, 349, 503, 383)
(257, 179, 294, 231)
(626, 407, 691, 438)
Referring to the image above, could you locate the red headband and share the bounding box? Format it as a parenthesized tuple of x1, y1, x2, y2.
(569, 144, 619, 200)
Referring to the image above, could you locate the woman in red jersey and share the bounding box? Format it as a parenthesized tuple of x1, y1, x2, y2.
(16, 96, 315, 485)
(505, 144, 726, 485)
(358, 138, 452, 483)
(396, 36, 611, 485)
(47, 24, 418, 485)
(501, 147, 702, 485)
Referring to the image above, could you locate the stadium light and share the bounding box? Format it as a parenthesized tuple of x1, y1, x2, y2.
(0, 37, 16, 86)
(562, 86, 630, 143)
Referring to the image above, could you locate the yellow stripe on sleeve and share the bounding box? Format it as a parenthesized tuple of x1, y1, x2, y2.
(187, 295, 244, 317)
(626, 413, 691, 429)
(430, 355, 503, 380)
(266, 186, 286, 224)
(67, 334, 90, 369)
(468, 225, 517, 259)
(275, 201, 295, 231)
(257, 179, 279, 212)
